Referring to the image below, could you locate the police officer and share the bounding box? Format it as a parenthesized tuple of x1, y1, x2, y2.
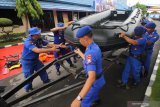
(117, 26, 147, 89)
(143, 22, 159, 77)
(21, 27, 60, 92)
(50, 22, 76, 75)
(71, 26, 106, 107)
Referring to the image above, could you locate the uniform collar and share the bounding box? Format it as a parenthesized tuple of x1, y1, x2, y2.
(153, 30, 157, 34)
(146, 30, 156, 35)
(27, 36, 34, 41)
(28, 36, 41, 43)
(86, 42, 94, 50)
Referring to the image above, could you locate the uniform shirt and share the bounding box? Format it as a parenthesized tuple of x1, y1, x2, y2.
(144, 30, 159, 50)
(130, 37, 146, 55)
(54, 31, 65, 44)
(22, 36, 48, 60)
(83, 42, 103, 76)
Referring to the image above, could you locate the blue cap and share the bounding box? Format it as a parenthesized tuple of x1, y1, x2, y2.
(28, 27, 41, 36)
(134, 26, 146, 36)
(57, 22, 64, 27)
(76, 26, 92, 38)
(145, 22, 156, 29)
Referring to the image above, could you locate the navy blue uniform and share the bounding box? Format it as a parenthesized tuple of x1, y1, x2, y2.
(53, 30, 72, 71)
(122, 37, 146, 84)
(21, 37, 49, 91)
(75, 26, 105, 106)
(143, 30, 159, 73)
(81, 42, 106, 107)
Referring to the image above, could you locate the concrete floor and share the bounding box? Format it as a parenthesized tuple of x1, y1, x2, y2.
(1, 21, 160, 107)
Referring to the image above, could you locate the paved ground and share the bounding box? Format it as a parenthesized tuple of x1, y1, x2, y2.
(0, 21, 160, 107)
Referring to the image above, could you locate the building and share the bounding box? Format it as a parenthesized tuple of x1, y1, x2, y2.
(147, 6, 160, 20)
(0, 0, 95, 33)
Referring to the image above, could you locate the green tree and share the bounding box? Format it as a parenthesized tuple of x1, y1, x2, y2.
(135, 3, 147, 15)
(16, 0, 43, 36)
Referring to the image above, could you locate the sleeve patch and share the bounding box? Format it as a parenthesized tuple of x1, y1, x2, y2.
(86, 54, 92, 64)
(29, 41, 34, 44)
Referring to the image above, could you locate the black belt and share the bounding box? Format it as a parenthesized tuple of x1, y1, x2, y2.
(87, 72, 103, 80)
(129, 53, 143, 62)
(130, 53, 141, 58)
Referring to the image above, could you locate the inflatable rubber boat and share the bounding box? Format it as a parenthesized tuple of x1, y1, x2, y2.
(65, 9, 142, 51)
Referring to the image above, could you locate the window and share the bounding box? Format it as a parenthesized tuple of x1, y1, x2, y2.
(0, 9, 23, 25)
(73, 12, 79, 21)
(57, 11, 64, 23)
(43, 10, 55, 30)
(79, 12, 86, 19)
(88, 12, 94, 15)
(66, 11, 73, 21)
(29, 10, 55, 31)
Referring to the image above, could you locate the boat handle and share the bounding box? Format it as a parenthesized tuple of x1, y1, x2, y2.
(92, 25, 117, 29)
(130, 18, 136, 24)
(72, 24, 92, 31)
(72, 26, 82, 31)
(119, 24, 129, 32)
(71, 23, 81, 31)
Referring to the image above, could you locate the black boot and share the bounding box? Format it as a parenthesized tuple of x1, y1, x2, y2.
(117, 80, 130, 90)
(56, 69, 61, 76)
(43, 79, 50, 84)
(144, 71, 148, 78)
(131, 82, 139, 88)
(25, 87, 34, 93)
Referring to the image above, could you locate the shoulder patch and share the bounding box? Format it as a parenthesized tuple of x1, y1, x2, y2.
(86, 54, 92, 64)
(29, 41, 34, 44)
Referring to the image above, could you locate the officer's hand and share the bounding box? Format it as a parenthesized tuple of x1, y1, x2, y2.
(59, 43, 67, 48)
(58, 43, 63, 48)
(68, 21, 75, 26)
(74, 48, 81, 55)
(51, 46, 57, 51)
(62, 45, 67, 48)
(61, 26, 67, 30)
(119, 32, 126, 38)
(53, 45, 59, 48)
(71, 99, 81, 107)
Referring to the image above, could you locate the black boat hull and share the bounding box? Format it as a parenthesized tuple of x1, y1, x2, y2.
(65, 9, 142, 52)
